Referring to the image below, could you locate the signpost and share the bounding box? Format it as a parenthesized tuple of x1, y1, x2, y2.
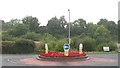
(64, 44, 70, 56)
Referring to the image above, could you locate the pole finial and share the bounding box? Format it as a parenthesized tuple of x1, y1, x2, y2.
(68, 9, 70, 11)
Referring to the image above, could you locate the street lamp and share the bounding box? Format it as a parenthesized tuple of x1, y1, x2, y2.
(68, 9, 70, 44)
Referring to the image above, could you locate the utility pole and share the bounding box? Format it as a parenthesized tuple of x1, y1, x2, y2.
(68, 9, 70, 44)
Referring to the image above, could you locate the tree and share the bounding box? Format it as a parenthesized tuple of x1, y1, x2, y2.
(59, 16, 67, 29)
(0, 20, 5, 30)
(107, 21, 118, 40)
(9, 24, 29, 37)
(21, 32, 41, 41)
(93, 25, 111, 51)
(71, 19, 87, 36)
(82, 37, 96, 51)
(1, 19, 21, 31)
(22, 16, 40, 32)
(9, 19, 21, 26)
(47, 16, 60, 30)
(36, 26, 48, 34)
(97, 19, 118, 40)
(1, 20, 10, 31)
(94, 25, 110, 43)
(47, 16, 67, 38)
(84, 23, 98, 38)
(97, 19, 108, 25)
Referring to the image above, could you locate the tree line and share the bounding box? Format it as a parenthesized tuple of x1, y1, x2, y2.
(1, 16, 119, 53)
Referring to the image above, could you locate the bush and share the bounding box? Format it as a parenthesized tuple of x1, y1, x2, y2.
(2, 41, 15, 54)
(21, 32, 41, 41)
(95, 41, 117, 51)
(71, 36, 96, 51)
(108, 41, 117, 51)
(14, 38, 35, 54)
(9, 24, 29, 37)
(81, 37, 96, 51)
(71, 36, 83, 50)
(95, 43, 105, 51)
(41, 33, 56, 41)
(2, 31, 15, 41)
(47, 41, 56, 51)
(55, 38, 67, 52)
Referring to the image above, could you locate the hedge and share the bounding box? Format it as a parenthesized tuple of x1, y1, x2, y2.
(2, 41, 15, 54)
(14, 39, 35, 54)
(2, 39, 35, 54)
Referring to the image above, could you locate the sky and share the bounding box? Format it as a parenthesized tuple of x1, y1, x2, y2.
(0, 0, 119, 26)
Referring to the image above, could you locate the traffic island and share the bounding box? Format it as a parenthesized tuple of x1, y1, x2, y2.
(37, 52, 89, 61)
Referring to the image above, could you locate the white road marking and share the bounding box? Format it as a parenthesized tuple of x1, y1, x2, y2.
(7, 59, 16, 64)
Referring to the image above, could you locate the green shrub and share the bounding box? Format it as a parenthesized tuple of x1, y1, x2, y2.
(9, 24, 29, 37)
(2, 41, 15, 54)
(71, 36, 83, 50)
(41, 33, 56, 41)
(55, 38, 67, 52)
(95, 41, 117, 51)
(2, 31, 15, 41)
(95, 43, 105, 51)
(108, 41, 117, 51)
(47, 41, 56, 51)
(14, 38, 35, 54)
(81, 37, 96, 51)
(71, 36, 96, 51)
(21, 32, 41, 41)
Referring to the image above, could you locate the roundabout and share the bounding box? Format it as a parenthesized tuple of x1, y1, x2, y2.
(19, 54, 117, 66)
(2, 54, 118, 66)
(37, 52, 89, 61)
(2, 43, 118, 66)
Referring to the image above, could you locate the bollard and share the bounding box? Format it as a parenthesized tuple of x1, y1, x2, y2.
(45, 43, 48, 54)
(79, 43, 83, 54)
(64, 50, 69, 56)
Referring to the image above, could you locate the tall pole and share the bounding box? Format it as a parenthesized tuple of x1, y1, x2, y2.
(68, 9, 70, 44)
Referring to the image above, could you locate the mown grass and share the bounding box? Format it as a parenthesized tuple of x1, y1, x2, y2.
(86, 51, 118, 54)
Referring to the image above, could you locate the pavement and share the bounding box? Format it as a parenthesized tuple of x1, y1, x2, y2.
(2, 54, 118, 66)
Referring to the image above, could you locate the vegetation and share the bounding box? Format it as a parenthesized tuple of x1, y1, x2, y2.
(2, 39, 35, 54)
(2, 41, 15, 54)
(0, 16, 118, 54)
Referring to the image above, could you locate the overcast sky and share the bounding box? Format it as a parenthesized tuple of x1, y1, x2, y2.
(0, 0, 119, 25)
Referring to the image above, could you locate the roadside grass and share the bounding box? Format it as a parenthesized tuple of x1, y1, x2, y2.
(86, 51, 118, 54)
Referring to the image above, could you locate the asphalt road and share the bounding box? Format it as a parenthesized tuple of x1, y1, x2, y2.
(2, 54, 118, 66)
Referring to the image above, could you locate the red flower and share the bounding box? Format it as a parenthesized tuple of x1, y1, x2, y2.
(40, 52, 86, 57)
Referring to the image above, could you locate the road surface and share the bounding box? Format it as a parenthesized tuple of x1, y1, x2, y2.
(2, 54, 118, 66)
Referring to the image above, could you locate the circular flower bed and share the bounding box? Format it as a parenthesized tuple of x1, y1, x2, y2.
(40, 52, 87, 57)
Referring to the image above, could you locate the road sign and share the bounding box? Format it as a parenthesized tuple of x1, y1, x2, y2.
(64, 44, 70, 50)
(103, 46, 110, 52)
